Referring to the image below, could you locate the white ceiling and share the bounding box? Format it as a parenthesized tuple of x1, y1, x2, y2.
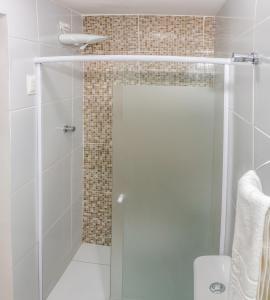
(55, 0, 226, 16)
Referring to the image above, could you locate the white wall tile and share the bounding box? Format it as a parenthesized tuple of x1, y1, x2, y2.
(216, 0, 256, 47)
(71, 11, 82, 33)
(0, 14, 13, 300)
(43, 156, 71, 233)
(13, 246, 39, 300)
(11, 180, 36, 265)
(219, 19, 254, 51)
(215, 0, 255, 58)
(42, 99, 72, 169)
(11, 107, 36, 192)
(43, 210, 72, 298)
(254, 62, 270, 135)
(71, 146, 83, 253)
(72, 62, 84, 99)
(254, 128, 270, 195)
(254, 128, 270, 167)
(0, 0, 8, 14)
(256, 0, 270, 24)
(216, 0, 269, 254)
(6, 0, 83, 298)
(7, 0, 38, 41)
(218, 0, 256, 20)
(254, 18, 270, 135)
(230, 64, 254, 122)
(234, 29, 254, 53)
(230, 114, 253, 193)
(71, 201, 82, 252)
(9, 38, 39, 110)
(69, 8, 83, 277)
(40, 45, 73, 103)
(36, 2, 82, 297)
(71, 147, 83, 203)
(254, 17, 270, 56)
(72, 97, 83, 149)
(215, 15, 254, 58)
(37, 0, 71, 46)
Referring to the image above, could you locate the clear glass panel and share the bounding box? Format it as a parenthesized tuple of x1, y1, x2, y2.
(112, 64, 224, 300)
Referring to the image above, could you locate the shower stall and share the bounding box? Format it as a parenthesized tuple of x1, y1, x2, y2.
(35, 54, 232, 300)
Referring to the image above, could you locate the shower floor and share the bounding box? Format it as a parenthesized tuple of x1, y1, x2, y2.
(47, 243, 111, 300)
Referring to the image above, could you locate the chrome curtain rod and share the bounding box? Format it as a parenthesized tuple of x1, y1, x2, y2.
(34, 54, 232, 65)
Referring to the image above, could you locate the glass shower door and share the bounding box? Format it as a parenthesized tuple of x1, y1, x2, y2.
(112, 83, 224, 300)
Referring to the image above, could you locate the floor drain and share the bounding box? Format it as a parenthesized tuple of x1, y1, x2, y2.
(209, 282, 226, 294)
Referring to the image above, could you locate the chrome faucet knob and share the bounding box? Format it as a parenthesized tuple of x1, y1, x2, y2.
(63, 125, 76, 133)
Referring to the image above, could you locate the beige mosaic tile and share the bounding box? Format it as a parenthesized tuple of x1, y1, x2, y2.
(184, 16, 204, 56)
(83, 16, 114, 54)
(139, 16, 186, 56)
(204, 17, 216, 57)
(83, 15, 216, 246)
(112, 16, 139, 54)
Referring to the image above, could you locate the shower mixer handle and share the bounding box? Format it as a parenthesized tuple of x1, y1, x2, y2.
(63, 125, 76, 133)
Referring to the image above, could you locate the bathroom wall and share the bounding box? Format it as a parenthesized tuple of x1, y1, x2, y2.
(0, 13, 13, 300)
(83, 15, 216, 245)
(40, 12, 84, 300)
(216, 0, 270, 254)
(0, 0, 83, 299)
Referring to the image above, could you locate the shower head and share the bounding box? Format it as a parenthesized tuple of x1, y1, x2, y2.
(59, 33, 108, 50)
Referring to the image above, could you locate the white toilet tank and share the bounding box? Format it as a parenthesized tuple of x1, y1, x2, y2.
(194, 256, 231, 300)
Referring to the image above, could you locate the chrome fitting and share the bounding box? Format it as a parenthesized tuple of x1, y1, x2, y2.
(232, 52, 259, 64)
(63, 125, 76, 133)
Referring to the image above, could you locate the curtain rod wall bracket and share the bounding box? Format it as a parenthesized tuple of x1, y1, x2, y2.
(232, 52, 259, 64)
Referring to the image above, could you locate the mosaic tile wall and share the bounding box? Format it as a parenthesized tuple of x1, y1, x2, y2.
(83, 15, 216, 245)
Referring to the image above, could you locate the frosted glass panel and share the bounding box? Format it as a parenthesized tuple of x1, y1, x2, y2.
(112, 85, 223, 300)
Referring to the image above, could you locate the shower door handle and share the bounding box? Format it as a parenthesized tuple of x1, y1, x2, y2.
(117, 193, 125, 203)
(63, 125, 76, 133)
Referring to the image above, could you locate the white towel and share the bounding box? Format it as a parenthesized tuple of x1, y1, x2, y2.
(229, 170, 270, 300)
(258, 209, 270, 300)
